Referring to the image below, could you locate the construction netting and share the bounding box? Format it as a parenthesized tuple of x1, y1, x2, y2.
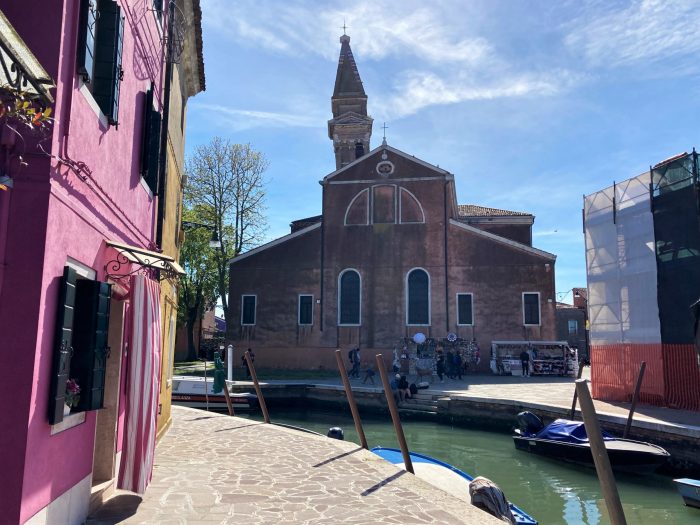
(584, 173, 661, 345)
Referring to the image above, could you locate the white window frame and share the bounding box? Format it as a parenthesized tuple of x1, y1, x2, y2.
(568, 319, 578, 335)
(456, 293, 474, 326)
(522, 292, 541, 326)
(337, 269, 362, 326)
(241, 294, 257, 326)
(405, 267, 431, 326)
(298, 294, 314, 326)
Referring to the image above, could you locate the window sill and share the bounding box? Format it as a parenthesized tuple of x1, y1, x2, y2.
(51, 411, 86, 435)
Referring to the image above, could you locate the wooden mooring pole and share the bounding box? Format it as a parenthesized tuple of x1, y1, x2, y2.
(623, 361, 646, 439)
(222, 381, 235, 417)
(575, 379, 627, 525)
(375, 354, 414, 474)
(569, 359, 586, 419)
(245, 350, 270, 424)
(335, 350, 368, 449)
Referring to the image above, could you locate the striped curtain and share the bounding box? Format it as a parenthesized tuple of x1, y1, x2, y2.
(118, 275, 162, 494)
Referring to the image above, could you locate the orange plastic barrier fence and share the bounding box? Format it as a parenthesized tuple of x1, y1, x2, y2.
(591, 344, 700, 411)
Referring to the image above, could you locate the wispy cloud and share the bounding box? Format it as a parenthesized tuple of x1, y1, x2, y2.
(565, 0, 700, 69)
(190, 103, 323, 132)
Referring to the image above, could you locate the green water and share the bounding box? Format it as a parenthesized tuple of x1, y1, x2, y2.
(246, 409, 697, 525)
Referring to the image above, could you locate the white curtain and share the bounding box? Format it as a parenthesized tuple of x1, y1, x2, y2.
(118, 275, 162, 494)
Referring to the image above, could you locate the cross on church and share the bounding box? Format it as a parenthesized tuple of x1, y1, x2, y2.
(340, 19, 348, 35)
(382, 122, 388, 141)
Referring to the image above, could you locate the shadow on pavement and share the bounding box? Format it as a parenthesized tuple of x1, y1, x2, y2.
(86, 494, 142, 524)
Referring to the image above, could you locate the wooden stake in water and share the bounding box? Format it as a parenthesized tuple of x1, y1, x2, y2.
(245, 350, 270, 424)
(334, 350, 368, 449)
(570, 359, 585, 419)
(623, 361, 646, 439)
(202, 358, 209, 412)
(375, 354, 414, 474)
(575, 379, 627, 525)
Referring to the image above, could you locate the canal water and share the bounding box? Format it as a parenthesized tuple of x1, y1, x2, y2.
(245, 408, 696, 525)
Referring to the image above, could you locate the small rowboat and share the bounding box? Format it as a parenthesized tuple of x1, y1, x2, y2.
(371, 447, 537, 525)
(171, 376, 258, 411)
(674, 478, 700, 509)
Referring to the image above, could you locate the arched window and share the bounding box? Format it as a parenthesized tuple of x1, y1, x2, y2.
(400, 188, 425, 223)
(338, 269, 361, 325)
(406, 268, 430, 325)
(344, 189, 369, 225)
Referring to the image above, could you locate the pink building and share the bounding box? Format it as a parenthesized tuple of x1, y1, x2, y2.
(0, 2, 195, 522)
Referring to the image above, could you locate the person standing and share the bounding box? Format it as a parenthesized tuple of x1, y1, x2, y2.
(519, 349, 530, 377)
(436, 348, 446, 383)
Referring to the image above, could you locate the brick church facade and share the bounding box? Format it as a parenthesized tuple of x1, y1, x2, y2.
(227, 35, 556, 371)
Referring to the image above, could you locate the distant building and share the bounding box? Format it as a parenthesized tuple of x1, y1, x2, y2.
(584, 151, 700, 410)
(555, 304, 587, 361)
(227, 34, 557, 371)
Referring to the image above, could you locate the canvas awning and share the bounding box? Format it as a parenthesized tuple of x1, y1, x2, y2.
(105, 240, 185, 282)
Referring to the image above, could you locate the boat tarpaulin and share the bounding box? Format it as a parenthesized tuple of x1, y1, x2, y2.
(536, 419, 614, 443)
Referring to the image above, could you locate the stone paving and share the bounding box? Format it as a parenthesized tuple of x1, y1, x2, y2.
(87, 406, 504, 525)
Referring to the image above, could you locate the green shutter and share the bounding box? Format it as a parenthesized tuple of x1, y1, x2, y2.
(76, 0, 98, 83)
(140, 87, 154, 177)
(48, 266, 78, 425)
(92, 0, 123, 124)
(72, 280, 112, 411)
(140, 86, 161, 193)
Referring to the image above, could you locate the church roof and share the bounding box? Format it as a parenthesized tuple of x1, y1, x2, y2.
(457, 204, 531, 217)
(290, 214, 323, 233)
(333, 35, 365, 97)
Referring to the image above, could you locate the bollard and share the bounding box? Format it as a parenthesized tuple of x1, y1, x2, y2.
(245, 350, 270, 424)
(375, 354, 414, 474)
(335, 350, 368, 449)
(575, 379, 627, 525)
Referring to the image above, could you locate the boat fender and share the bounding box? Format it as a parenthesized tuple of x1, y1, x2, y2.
(327, 427, 344, 440)
(516, 411, 544, 435)
(469, 476, 516, 524)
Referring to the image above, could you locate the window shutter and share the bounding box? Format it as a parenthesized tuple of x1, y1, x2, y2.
(48, 266, 78, 425)
(458, 294, 473, 325)
(72, 280, 112, 411)
(339, 272, 360, 324)
(76, 0, 98, 83)
(140, 86, 161, 193)
(407, 270, 429, 325)
(92, 0, 123, 124)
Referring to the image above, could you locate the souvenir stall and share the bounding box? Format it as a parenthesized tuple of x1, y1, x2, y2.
(490, 341, 579, 377)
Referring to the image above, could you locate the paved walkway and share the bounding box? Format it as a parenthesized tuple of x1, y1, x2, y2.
(88, 406, 504, 525)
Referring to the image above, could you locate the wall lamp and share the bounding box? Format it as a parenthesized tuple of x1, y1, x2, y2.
(181, 221, 221, 248)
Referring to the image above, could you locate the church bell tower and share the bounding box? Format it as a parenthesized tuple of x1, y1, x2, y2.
(328, 34, 373, 170)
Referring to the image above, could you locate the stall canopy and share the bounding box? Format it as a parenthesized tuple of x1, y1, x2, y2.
(105, 240, 185, 282)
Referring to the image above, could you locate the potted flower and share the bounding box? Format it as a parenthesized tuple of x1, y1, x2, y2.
(64, 378, 80, 416)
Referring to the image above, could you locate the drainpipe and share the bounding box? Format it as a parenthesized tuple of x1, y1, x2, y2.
(155, 1, 175, 248)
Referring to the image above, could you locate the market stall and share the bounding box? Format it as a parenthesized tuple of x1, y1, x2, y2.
(490, 341, 578, 377)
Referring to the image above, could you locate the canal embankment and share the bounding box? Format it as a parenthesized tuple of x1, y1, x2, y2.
(227, 377, 700, 475)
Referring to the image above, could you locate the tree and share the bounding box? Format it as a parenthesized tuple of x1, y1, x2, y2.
(177, 206, 220, 361)
(184, 138, 268, 336)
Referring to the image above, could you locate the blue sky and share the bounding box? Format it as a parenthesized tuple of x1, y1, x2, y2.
(186, 0, 700, 304)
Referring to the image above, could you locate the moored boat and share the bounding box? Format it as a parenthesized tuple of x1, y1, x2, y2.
(513, 411, 669, 474)
(673, 478, 700, 509)
(171, 376, 258, 411)
(371, 447, 537, 525)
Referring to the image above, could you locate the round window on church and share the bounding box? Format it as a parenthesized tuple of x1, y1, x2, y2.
(376, 160, 394, 177)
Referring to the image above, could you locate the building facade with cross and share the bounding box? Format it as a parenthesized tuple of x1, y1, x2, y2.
(227, 34, 557, 370)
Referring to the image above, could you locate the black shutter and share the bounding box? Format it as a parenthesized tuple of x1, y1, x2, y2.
(242, 296, 256, 325)
(48, 266, 78, 425)
(92, 0, 123, 124)
(458, 294, 473, 325)
(140, 86, 162, 194)
(524, 294, 540, 325)
(408, 270, 429, 325)
(72, 280, 112, 411)
(299, 296, 313, 325)
(339, 272, 360, 324)
(76, 0, 98, 83)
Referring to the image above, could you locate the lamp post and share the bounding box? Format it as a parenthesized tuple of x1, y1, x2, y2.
(181, 220, 221, 248)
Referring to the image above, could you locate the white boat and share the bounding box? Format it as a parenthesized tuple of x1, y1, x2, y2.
(171, 376, 258, 410)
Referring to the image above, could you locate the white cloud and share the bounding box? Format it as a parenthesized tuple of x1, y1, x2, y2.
(190, 103, 323, 132)
(565, 0, 700, 69)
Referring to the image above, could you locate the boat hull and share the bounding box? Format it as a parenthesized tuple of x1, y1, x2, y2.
(513, 434, 669, 474)
(674, 478, 700, 509)
(371, 447, 537, 525)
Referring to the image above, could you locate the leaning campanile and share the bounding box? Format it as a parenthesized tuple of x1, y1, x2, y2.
(327, 34, 373, 170)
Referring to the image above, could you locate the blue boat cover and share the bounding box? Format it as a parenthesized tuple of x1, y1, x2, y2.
(534, 419, 615, 443)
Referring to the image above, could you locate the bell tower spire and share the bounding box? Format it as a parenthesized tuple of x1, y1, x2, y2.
(328, 34, 373, 170)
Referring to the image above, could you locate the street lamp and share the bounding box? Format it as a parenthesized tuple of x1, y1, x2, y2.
(181, 220, 221, 248)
